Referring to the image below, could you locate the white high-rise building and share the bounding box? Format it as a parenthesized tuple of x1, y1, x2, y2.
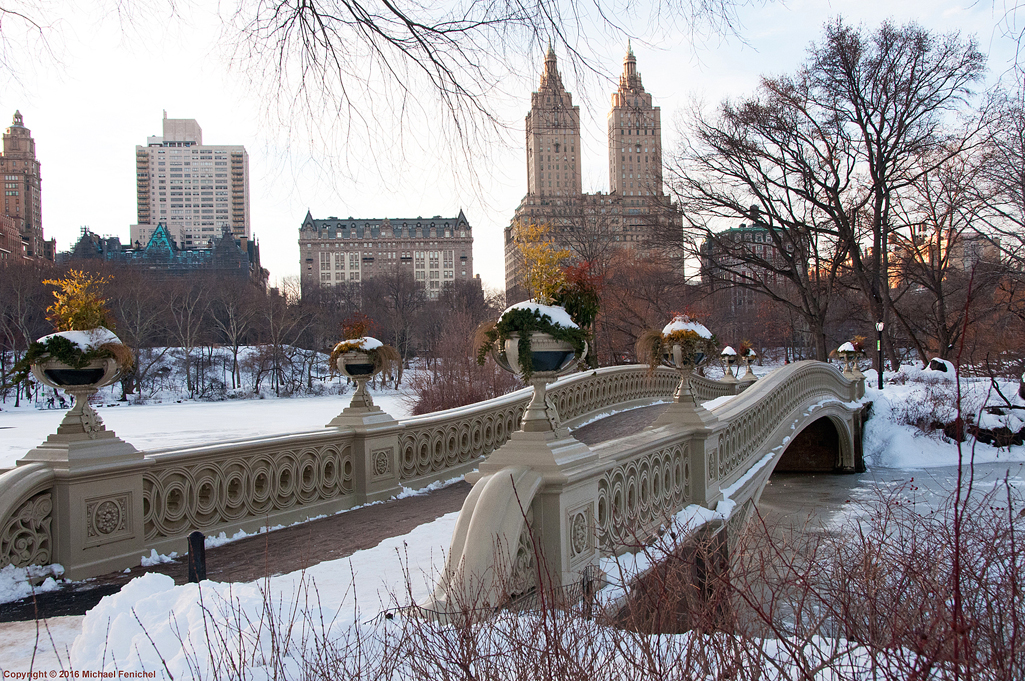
(132, 113, 251, 249)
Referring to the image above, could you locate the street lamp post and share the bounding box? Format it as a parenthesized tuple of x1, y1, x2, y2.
(875, 321, 885, 390)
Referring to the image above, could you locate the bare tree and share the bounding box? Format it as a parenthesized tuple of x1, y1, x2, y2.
(221, 0, 755, 180)
(253, 276, 313, 395)
(810, 20, 986, 369)
(166, 277, 213, 398)
(210, 277, 262, 390)
(887, 145, 1001, 363)
(668, 19, 986, 365)
(0, 261, 49, 405)
(106, 265, 170, 399)
(978, 81, 1025, 264)
(666, 86, 852, 360)
(363, 270, 427, 382)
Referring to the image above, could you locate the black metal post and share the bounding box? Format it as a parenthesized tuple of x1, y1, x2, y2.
(877, 325, 884, 390)
(187, 530, 207, 582)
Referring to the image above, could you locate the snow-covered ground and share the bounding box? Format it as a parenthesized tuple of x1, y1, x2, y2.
(3, 360, 1025, 677)
(0, 390, 414, 470)
(862, 364, 1025, 468)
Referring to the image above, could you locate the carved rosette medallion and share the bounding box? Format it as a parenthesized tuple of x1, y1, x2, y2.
(570, 512, 588, 555)
(371, 448, 392, 478)
(94, 501, 120, 534)
(85, 493, 132, 547)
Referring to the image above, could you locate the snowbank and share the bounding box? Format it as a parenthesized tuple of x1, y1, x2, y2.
(71, 512, 460, 677)
(864, 374, 1025, 468)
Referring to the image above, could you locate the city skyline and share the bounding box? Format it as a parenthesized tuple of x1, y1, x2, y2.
(0, 0, 1018, 292)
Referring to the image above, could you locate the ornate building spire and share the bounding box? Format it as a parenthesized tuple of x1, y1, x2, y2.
(619, 43, 644, 94)
(540, 43, 564, 92)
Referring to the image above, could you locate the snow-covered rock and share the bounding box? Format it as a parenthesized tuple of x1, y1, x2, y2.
(926, 357, 955, 374)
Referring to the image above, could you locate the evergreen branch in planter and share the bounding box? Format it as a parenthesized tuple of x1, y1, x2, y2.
(10, 334, 134, 386)
(636, 328, 718, 372)
(475, 307, 589, 381)
(328, 338, 401, 376)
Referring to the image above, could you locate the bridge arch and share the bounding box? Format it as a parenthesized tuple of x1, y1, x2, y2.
(774, 412, 856, 473)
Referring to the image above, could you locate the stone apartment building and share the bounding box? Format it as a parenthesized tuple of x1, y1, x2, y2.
(0, 111, 54, 265)
(133, 113, 251, 249)
(699, 211, 792, 314)
(0, 213, 19, 266)
(62, 223, 266, 286)
(504, 45, 679, 299)
(888, 224, 1001, 288)
(299, 210, 474, 298)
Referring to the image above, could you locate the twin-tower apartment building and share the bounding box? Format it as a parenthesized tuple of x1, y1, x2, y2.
(299, 45, 675, 298)
(505, 45, 677, 298)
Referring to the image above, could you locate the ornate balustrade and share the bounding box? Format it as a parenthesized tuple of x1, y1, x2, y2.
(708, 362, 859, 488)
(587, 362, 859, 557)
(396, 365, 680, 488)
(595, 434, 692, 553)
(0, 360, 860, 586)
(142, 430, 358, 557)
(0, 364, 682, 577)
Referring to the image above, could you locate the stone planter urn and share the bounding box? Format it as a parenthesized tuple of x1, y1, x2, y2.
(836, 341, 865, 380)
(28, 328, 129, 441)
(739, 348, 758, 381)
(489, 302, 587, 433)
(658, 317, 714, 406)
(720, 346, 739, 383)
(330, 336, 399, 413)
(638, 315, 719, 430)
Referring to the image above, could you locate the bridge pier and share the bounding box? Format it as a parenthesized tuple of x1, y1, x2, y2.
(426, 415, 605, 613)
(653, 367, 722, 508)
(325, 395, 402, 503)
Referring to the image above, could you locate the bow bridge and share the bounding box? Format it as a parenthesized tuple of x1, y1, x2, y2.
(0, 361, 866, 602)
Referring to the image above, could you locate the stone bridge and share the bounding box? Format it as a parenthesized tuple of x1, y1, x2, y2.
(0, 362, 866, 597)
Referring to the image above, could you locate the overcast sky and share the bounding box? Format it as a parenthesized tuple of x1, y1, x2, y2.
(3, 0, 1020, 293)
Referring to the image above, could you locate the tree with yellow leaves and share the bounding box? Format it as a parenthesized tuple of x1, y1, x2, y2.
(513, 220, 570, 304)
(42, 270, 115, 332)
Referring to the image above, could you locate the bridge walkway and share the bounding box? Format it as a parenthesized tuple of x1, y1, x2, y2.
(0, 404, 667, 622)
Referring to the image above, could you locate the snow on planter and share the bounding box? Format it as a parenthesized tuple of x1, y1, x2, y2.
(662, 315, 711, 339)
(37, 327, 122, 351)
(333, 336, 383, 352)
(721, 346, 737, 356)
(837, 341, 858, 353)
(503, 300, 579, 329)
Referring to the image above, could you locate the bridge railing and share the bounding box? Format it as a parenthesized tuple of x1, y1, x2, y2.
(424, 361, 866, 615)
(0, 363, 688, 578)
